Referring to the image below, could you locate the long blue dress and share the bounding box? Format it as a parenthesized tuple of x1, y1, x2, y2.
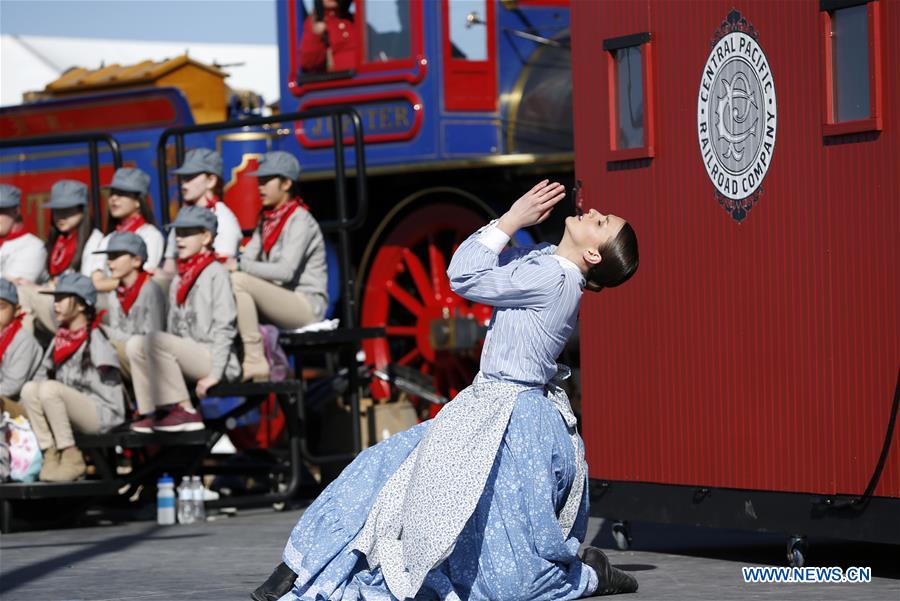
(279, 222, 598, 601)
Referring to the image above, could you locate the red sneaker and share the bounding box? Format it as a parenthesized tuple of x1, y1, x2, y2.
(153, 404, 205, 432)
(130, 414, 157, 434)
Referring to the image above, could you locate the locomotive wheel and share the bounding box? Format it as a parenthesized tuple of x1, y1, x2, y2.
(611, 520, 632, 551)
(361, 198, 494, 411)
(786, 535, 808, 567)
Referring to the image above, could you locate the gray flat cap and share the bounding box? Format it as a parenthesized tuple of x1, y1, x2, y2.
(93, 231, 148, 264)
(40, 272, 97, 307)
(44, 180, 89, 210)
(0, 278, 18, 305)
(107, 167, 151, 196)
(0, 184, 21, 209)
(172, 148, 223, 178)
(166, 205, 218, 237)
(248, 151, 301, 181)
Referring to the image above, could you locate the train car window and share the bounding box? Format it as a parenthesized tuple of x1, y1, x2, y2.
(613, 46, 644, 150)
(603, 32, 655, 160)
(831, 4, 869, 122)
(821, 0, 883, 135)
(448, 0, 487, 60)
(364, 0, 411, 62)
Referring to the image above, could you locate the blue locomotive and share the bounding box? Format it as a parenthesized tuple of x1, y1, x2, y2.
(0, 0, 574, 403)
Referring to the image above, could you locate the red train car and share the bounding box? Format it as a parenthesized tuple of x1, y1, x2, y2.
(572, 0, 899, 560)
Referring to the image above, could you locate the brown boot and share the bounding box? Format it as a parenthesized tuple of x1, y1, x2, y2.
(38, 447, 60, 481)
(241, 340, 270, 382)
(44, 447, 86, 482)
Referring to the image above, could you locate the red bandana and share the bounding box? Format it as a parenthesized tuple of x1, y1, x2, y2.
(52, 311, 105, 366)
(116, 271, 149, 315)
(48, 231, 78, 276)
(261, 199, 308, 254)
(0, 223, 28, 248)
(194, 194, 219, 210)
(116, 213, 146, 234)
(176, 251, 216, 306)
(0, 314, 24, 366)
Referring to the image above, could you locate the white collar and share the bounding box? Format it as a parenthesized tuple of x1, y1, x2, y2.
(550, 253, 583, 275)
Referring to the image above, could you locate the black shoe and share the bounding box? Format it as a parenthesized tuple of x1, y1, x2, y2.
(251, 562, 298, 601)
(581, 546, 639, 595)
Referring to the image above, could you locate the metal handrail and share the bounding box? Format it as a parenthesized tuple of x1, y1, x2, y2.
(157, 108, 369, 455)
(155, 107, 368, 327)
(0, 132, 123, 220)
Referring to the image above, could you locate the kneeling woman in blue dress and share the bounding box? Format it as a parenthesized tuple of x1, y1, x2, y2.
(254, 180, 640, 600)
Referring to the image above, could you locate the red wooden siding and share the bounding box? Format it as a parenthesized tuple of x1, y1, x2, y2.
(572, 0, 899, 498)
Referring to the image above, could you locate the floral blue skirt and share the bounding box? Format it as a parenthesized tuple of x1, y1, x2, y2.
(280, 390, 594, 601)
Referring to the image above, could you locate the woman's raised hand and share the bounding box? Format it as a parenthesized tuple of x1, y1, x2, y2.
(497, 180, 566, 236)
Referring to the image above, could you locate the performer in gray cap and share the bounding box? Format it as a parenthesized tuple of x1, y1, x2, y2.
(0, 183, 47, 284)
(161, 148, 242, 277)
(20, 273, 125, 482)
(93, 167, 164, 295)
(92, 232, 167, 378)
(230, 151, 328, 381)
(0, 277, 44, 419)
(17, 179, 105, 334)
(127, 205, 241, 433)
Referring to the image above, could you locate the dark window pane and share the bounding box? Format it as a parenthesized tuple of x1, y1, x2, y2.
(832, 4, 870, 122)
(615, 46, 644, 149)
(365, 0, 411, 63)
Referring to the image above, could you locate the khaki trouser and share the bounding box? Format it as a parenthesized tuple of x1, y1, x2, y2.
(109, 339, 133, 381)
(20, 381, 101, 450)
(1, 396, 26, 419)
(231, 272, 317, 352)
(17, 285, 57, 334)
(126, 332, 212, 415)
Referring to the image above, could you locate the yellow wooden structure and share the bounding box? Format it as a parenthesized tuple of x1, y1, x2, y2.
(38, 55, 229, 124)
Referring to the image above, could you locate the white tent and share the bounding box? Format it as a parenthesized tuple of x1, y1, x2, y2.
(0, 34, 280, 107)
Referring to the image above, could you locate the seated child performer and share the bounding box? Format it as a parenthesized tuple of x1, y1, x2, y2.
(92, 167, 165, 293)
(20, 273, 125, 482)
(92, 232, 166, 377)
(17, 179, 104, 333)
(126, 206, 241, 433)
(0, 278, 43, 419)
(229, 151, 328, 381)
(161, 149, 241, 276)
(0, 184, 46, 285)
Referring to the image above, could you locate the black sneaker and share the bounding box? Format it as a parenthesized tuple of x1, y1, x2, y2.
(251, 562, 298, 601)
(581, 546, 639, 595)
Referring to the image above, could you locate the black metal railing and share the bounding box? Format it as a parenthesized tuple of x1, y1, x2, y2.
(155, 107, 368, 329)
(0, 132, 123, 220)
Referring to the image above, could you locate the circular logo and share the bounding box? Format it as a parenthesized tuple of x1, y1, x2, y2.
(697, 29, 777, 216)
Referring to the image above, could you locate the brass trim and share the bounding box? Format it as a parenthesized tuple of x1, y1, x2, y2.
(299, 152, 574, 182)
(214, 131, 276, 155)
(504, 28, 571, 153)
(0, 141, 150, 164)
(223, 152, 264, 195)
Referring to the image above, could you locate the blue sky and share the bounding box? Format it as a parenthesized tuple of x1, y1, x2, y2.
(0, 0, 277, 44)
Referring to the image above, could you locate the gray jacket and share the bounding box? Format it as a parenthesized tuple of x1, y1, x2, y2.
(0, 327, 43, 398)
(32, 329, 125, 431)
(105, 278, 167, 341)
(168, 261, 241, 382)
(241, 208, 328, 320)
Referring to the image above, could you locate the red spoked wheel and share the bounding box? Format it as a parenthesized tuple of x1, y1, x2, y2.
(361, 203, 493, 416)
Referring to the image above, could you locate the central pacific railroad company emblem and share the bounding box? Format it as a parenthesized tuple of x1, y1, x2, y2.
(697, 11, 777, 222)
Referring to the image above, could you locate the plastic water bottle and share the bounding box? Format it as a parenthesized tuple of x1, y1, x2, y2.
(177, 476, 194, 524)
(156, 474, 176, 525)
(192, 475, 206, 523)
